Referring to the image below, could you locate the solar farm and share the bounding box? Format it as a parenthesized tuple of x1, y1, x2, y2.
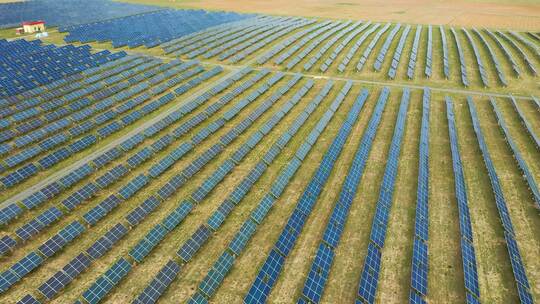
(0, 0, 539, 303)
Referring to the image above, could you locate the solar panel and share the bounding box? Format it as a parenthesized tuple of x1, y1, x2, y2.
(133, 260, 180, 304)
(17, 294, 41, 304)
(162, 201, 193, 231)
(0, 235, 17, 255)
(199, 251, 234, 297)
(244, 249, 284, 303)
(38, 270, 71, 300)
(177, 225, 212, 262)
(63, 253, 92, 279)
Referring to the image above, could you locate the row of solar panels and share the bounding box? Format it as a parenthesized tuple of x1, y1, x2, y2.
(440, 26, 450, 79)
(356, 88, 409, 303)
(303, 21, 362, 71)
(467, 98, 533, 304)
(0, 65, 229, 235)
(62, 9, 253, 49)
(0, 60, 202, 185)
(463, 28, 489, 87)
(74, 73, 304, 304)
(245, 81, 355, 303)
(406, 25, 422, 79)
(450, 28, 470, 87)
(491, 99, 540, 220)
(387, 25, 412, 79)
(409, 88, 430, 304)
(424, 26, 433, 78)
(445, 98, 480, 304)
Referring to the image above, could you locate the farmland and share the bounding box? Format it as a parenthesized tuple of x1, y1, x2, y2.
(0, 1, 539, 304)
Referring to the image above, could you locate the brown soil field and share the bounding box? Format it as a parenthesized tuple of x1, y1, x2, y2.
(123, 0, 540, 31)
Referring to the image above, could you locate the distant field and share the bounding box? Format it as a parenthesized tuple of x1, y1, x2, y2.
(119, 0, 540, 30)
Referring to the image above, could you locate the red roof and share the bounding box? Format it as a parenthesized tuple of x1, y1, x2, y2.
(22, 21, 45, 26)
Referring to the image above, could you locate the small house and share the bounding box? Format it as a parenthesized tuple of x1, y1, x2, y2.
(22, 21, 45, 34)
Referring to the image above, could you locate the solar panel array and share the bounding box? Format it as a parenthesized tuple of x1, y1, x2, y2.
(446, 98, 481, 304)
(131, 79, 319, 303)
(0, 8, 538, 304)
(356, 88, 410, 304)
(467, 98, 534, 304)
(62, 10, 253, 49)
(409, 88, 430, 304)
(0, 0, 162, 29)
(0, 39, 125, 97)
(244, 81, 359, 303)
(0, 58, 218, 189)
(298, 87, 387, 303)
(78, 74, 309, 303)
